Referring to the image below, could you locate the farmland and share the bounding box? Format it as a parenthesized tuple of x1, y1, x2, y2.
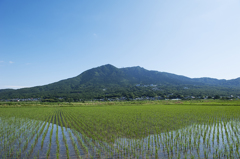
(1, 100, 240, 158)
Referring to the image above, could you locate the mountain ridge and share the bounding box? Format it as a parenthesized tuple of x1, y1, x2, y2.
(0, 64, 240, 100)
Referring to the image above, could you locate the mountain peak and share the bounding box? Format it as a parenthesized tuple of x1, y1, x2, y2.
(98, 64, 116, 68)
(1, 64, 240, 100)
(92, 64, 118, 70)
(103, 64, 116, 67)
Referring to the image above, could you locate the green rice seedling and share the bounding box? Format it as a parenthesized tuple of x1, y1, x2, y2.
(41, 115, 52, 148)
(58, 112, 70, 159)
(56, 111, 60, 159)
(68, 130, 82, 159)
(46, 113, 55, 159)
(2, 101, 240, 158)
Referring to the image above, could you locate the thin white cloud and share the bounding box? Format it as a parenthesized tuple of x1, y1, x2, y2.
(93, 33, 98, 38)
(3, 86, 29, 89)
(9, 61, 14, 64)
(0, 61, 4, 63)
(26, 63, 31, 65)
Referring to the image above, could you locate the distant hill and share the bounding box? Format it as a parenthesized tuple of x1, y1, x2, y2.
(0, 89, 13, 93)
(193, 77, 240, 87)
(0, 64, 240, 100)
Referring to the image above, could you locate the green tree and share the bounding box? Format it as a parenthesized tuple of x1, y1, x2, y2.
(214, 95, 220, 99)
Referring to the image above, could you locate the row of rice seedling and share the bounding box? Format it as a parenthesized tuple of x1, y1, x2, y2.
(1, 115, 44, 158)
(20, 119, 45, 158)
(67, 110, 116, 158)
(0, 107, 55, 159)
(57, 105, 240, 158)
(1, 103, 240, 158)
(58, 110, 70, 159)
(63, 110, 100, 158)
(46, 112, 55, 159)
(27, 113, 53, 159)
(62, 108, 120, 158)
(56, 110, 60, 159)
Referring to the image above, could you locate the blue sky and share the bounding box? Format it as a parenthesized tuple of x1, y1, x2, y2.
(0, 0, 240, 89)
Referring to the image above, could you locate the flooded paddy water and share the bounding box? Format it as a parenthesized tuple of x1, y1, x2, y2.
(1, 104, 240, 158)
(1, 118, 240, 158)
(115, 121, 240, 158)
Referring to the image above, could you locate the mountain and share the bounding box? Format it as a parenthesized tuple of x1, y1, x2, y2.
(0, 64, 240, 100)
(193, 77, 240, 87)
(0, 89, 13, 93)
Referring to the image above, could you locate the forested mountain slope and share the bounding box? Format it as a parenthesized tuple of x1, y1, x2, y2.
(1, 64, 240, 100)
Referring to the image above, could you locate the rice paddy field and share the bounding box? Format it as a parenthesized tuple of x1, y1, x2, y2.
(1, 100, 240, 159)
